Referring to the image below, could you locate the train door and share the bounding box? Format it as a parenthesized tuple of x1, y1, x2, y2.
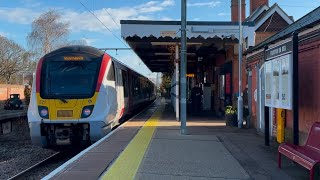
(115, 67, 124, 119)
(122, 70, 129, 115)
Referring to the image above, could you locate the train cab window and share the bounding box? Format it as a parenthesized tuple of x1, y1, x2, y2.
(107, 62, 115, 81)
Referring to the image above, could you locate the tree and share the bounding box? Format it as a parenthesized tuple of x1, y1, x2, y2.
(160, 73, 172, 97)
(0, 36, 27, 83)
(27, 10, 70, 58)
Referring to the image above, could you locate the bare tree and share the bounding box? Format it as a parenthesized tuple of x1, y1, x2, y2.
(0, 36, 27, 83)
(27, 10, 70, 58)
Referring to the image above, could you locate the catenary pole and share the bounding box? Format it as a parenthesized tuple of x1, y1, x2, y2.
(180, 0, 187, 134)
(237, 0, 243, 128)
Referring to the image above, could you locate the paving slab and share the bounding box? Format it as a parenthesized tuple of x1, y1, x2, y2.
(136, 130, 250, 179)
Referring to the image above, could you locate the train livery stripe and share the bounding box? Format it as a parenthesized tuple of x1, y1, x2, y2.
(101, 106, 164, 180)
(96, 54, 110, 92)
(36, 58, 44, 93)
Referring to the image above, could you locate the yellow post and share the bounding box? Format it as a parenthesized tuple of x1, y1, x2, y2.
(277, 109, 285, 143)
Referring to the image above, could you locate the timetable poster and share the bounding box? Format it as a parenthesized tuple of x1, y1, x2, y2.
(272, 59, 280, 107)
(265, 61, 272, 106)
(280, 55, 291, 109)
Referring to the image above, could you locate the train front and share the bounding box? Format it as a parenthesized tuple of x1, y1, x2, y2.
(28, 46, 111, 147)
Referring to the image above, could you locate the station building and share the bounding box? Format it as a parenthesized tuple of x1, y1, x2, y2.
(245, 7, 320, 144)
(121, 0, 293, 119)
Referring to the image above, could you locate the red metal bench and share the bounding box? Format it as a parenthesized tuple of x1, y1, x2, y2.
(278, 122, 320, 180)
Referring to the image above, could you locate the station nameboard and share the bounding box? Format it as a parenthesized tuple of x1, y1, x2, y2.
(265, 41, 293, 110)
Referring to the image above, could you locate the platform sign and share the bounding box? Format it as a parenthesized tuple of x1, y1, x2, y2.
(264, 41, 293, 110)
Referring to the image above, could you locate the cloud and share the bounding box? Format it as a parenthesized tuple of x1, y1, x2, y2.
(187, 1, 221, 8)
(0, 31, 9, 37)
(0, 0, 175, 34)
(218, 12, 230, 16)
(80, 38, 97, 46)
(0, 7, 40, 24)
(62, 0, 175, 33)
(21, 0, 41, 7)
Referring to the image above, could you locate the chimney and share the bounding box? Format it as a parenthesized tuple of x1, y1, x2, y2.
(231, 0, 246, 22)
(250, 0, 269, 15)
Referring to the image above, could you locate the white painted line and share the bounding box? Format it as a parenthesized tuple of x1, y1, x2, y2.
(42, 101, 157, 180)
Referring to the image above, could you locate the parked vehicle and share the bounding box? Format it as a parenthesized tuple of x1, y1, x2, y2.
(4, 94, 23, 110)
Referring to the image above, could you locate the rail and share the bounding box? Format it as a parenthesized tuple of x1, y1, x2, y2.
(7, 152, 61, 180)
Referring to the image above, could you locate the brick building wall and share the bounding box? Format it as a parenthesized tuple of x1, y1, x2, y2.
(231, 0, 246, 22)
(250, 0, 268, 15)
(255, 32, 276, 45)
(256, 12, 290, 32)
(285, 30, 320, 144)
(246, 27, 320, 144)
(0, 84, 25, 101)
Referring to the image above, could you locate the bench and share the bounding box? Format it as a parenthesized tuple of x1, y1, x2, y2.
(278, 122, 320, 180)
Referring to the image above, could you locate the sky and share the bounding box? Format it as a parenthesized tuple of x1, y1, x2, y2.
(0, 0, 319, 79)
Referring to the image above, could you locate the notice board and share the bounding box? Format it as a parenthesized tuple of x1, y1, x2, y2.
(264, 41, 293, 110)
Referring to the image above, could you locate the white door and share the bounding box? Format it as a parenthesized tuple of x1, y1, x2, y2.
(258, 64, 265, 133)
(115, 68, 124, 119)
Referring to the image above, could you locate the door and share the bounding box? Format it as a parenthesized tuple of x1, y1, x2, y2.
(248, 70, 252, 128)
(258, 64, 265, 133)
(115, 68, 124, 119)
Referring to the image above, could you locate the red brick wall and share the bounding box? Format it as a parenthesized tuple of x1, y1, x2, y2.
(255, 32, 276, 45)
(246, 29, 320, 144)
(256, 12, 289, 32)
(0, 84, 25, 101)
(250, 0, 268, 15)
(285, 34, 320, 136)
(247, 62, 259, 128)
(231, 0, 246, 22)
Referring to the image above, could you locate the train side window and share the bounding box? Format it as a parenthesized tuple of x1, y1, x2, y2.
(122, 70, 128, 97)
(107, 62, 115, 81)
(133, 76, 140, 96)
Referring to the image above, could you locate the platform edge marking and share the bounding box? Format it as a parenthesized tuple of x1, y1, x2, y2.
(100, 106, 163, 180)
(42, 101, 157, 180)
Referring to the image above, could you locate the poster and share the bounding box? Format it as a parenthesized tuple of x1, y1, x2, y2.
(264, 54, 292, 110)
(272, 59, 280, 107)
(265, 61, 272, 106)
(280, 54, 291, 109)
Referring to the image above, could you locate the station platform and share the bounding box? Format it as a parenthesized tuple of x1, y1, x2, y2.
(44, 98, 310, 180)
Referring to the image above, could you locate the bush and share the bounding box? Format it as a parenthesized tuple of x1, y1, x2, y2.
(24, 85, 31, 105)
(225, 106, 237, 126)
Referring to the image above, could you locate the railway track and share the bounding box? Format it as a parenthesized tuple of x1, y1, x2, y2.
(7, 149, 82, 180)
(7, 152, 61, 180)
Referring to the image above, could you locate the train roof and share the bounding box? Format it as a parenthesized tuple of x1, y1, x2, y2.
(44, 45, 105, 58)
(44, 45, 154, 84)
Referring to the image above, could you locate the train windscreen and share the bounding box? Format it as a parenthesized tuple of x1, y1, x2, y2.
(40, 54, 102, 99)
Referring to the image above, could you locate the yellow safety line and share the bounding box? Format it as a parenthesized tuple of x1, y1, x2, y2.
(100, 106, 163, 180)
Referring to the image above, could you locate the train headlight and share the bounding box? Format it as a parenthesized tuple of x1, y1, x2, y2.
(81, 105, 94, 118)
(38, 106, 49, 119)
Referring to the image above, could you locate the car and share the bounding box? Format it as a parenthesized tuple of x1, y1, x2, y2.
(4, 94, 24, 110)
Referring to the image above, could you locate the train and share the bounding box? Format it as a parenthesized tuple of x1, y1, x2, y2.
(28, 45, 156, 147)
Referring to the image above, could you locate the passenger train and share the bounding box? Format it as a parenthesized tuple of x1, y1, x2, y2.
(28, 46, 156, 147)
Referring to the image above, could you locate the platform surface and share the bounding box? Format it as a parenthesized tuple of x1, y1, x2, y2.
(45, 98, 311, 180)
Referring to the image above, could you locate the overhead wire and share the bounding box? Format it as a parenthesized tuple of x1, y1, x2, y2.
(103, 8, 121, 30)
(77, 0, 129, 48)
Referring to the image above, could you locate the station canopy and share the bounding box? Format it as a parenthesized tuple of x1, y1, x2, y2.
(120, 20, 255, 72)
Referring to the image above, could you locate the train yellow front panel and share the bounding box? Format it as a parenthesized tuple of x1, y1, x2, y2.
(36, 93, 99, 120)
